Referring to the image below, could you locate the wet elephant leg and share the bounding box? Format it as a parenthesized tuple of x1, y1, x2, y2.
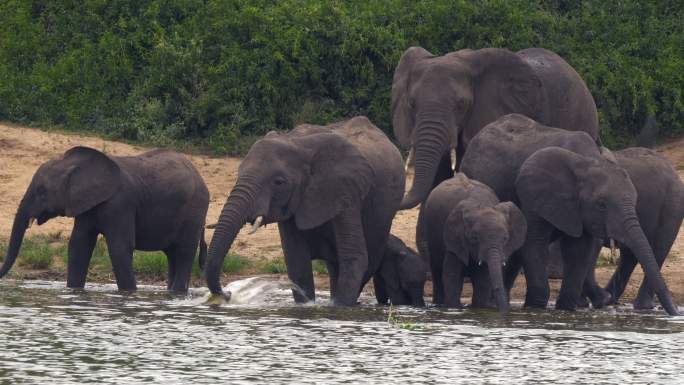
(471, 266, 494, 309)
(66, 215, 98, 289)
(581, 239, 612, 308)
(442, 253, 464, 308)
(167, 242, 196, 292)
(105, 236, 136, 291)
(604, 248, 638, 304)
(556, 235, 595, 311)
(520, 215, 553, 309)
(279, 219, 315, 303)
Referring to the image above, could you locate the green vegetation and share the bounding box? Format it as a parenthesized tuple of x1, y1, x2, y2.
(0, 234, 253, 281)
(0, 1, 681, 152)
(257, 257, 288, 274)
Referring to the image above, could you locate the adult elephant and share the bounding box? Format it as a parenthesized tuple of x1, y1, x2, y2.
(0, 147, 209, 292)
(205, 117, 405, 306)
(392, 46, 599, 209)
(461, 114, 679, 315)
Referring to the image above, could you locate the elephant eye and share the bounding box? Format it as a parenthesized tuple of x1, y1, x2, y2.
(597, 200, 607, 210)
(273, 177, 287, 187)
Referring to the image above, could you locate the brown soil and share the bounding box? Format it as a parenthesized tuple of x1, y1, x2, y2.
(1, 122, 683, 304)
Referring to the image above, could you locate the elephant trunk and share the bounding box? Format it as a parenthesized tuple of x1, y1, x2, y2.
(622, 214, 679, 315)
(400, 118, 449, 210)
(0, 203, 31, 278)
(486, 247, 510, 312)
(205, 182, 258, 295)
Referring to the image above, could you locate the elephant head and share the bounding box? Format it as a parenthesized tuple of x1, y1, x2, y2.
(392, 47, 543, 209)
(443, 200, 527, 311)
(0, 147, 120, 278)
(205, 128, 374, 297)
(516, 147, 680, 315)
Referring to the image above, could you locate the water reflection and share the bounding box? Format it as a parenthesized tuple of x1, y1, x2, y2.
(0, 278, 681, 384)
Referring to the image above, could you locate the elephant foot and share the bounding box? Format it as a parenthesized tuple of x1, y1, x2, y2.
(523, 289, 549, 309)
(576, 296, 590, 308)
(555, 296, 578, 312)
(633, 297, 656, 311)
(206, 291, 232, 305)
(589, 288, 612, 309)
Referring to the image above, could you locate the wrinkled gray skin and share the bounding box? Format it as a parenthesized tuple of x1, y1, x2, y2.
(582, 147, 684, 310)
(392, 46, 599, 210)
(421, 174, 526, 311)
(0, 147, 209, 292)
(373, 234, 427, 307)
(461, 114, 680, 315)
(205, 117, 405, 306)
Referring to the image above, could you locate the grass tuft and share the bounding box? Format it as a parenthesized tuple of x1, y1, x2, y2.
(258, 257, 288, 274)
(223, 254, 252, 273)
(17, 237, 61, 270)
(132, 251, 168, 278)
(312, 259, 328, 275)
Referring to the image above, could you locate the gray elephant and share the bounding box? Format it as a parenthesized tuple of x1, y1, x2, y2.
(421, 174, 526, 310)
(205, 116, 405, 306)
(373, 234, 427, 307)
(0, 147, 209, 292)
(583, 147, 684, 310)
(392, 46, 599, 210)
(461, 114, 679, 315)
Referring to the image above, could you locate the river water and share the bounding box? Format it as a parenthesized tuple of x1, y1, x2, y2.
(0, 277, 682, 384)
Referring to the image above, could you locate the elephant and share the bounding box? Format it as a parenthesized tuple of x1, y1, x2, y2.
(373, 234, 427, 307)
(392, 46, 599, 210)
(204, 116, 405, 306)
(460, 114, 680, 315)
(0, 146, 209, 292)
(421, 173, 526, 311)
(582, 147, 684, 310)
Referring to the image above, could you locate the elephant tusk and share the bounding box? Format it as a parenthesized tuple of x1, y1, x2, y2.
(478, 260, 483, 266)
(404, 148, 414, 172)
(502, 261, 506, 267)
(249, 216, 264, 235)
(450, 147, 457, 171)
(28, 218, 35, 228)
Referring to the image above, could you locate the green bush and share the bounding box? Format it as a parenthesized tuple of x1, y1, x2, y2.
(222, 253, 252, 273)
(258, 257, 288, 274)
(18, 238, 59, 270)
(0, 1, 682, 152)
(132, 251, 168, 277)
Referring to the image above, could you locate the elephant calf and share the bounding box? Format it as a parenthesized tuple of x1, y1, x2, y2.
(0, 147, 209, 292)
(373, 234, 427, 307)
(583, 147, 684, 310)
(421, 173, 526, 311)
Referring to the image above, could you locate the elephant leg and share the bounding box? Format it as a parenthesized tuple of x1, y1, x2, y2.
(166, 243, 196, 292)
(503, 251, 523, 297)
(556, 235, 595, 311)
(105, 235, 136, 291)
(520, 216, 552, 309)
(471, 266, 493, 309)
(442, 255, 464, 308)
(373, 274, 389, 305)
(634, 219, 679, 310)
(581, 239, 612, 309)
(604, 247, 637, 304)
(332, 209, 368, 306)
(325, 260, 339, 301)
(66, 215, 98, 289)
(278, 219, 315, 303)
(165, 249, 177, 290)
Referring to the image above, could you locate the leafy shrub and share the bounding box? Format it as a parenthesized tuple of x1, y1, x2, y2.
(0, 1, 682, 152)
(132, 251, 167, 278)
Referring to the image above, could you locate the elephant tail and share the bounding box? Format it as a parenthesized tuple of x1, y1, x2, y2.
(199, 228, 207, 272)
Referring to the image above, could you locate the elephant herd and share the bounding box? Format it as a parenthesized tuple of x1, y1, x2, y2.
(1, 47, 682, 316)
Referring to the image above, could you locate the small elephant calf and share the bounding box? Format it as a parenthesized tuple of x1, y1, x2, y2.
(373, 234, 427, 306)
(421, 173, 527, 311)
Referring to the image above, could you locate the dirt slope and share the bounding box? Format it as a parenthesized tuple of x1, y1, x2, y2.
(0, 122, 682, 302)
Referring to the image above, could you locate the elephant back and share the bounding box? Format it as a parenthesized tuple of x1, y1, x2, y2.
(517, 48, 599, 141)
(461, 114, 600, 203)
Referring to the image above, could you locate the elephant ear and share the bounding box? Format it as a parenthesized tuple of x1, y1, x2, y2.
(391, 46, 434, 146)
(515, 147, 587, 238)
(63, 146, 121, 217)
(443, 204, 471, 266)
(496, 201, 527, 256)
(460, 48, 544, 142)
(293, 132, 374, 230)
